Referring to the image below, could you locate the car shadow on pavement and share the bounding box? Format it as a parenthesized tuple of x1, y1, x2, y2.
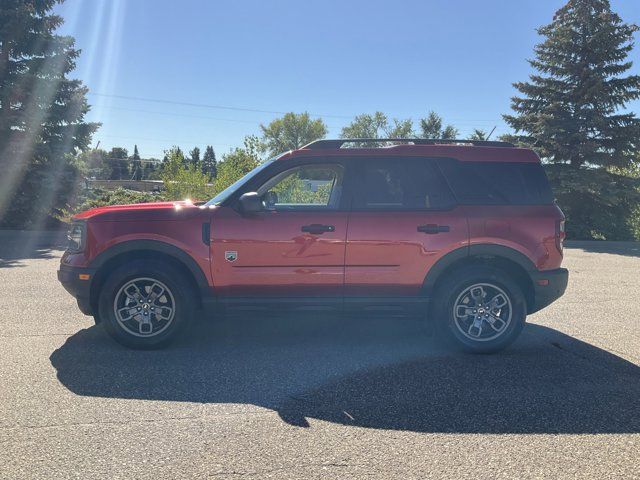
(50, 314, 640, 434)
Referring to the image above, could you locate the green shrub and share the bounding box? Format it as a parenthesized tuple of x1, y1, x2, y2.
(214, 137, 261, 193)
(57, 187, 164, 223)
(545, 164, 640, 241)
(161, 147, 215, 201)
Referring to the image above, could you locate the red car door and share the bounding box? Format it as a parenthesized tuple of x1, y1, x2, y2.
(210, 161, 349, 297)
(345, 156, 469, 296)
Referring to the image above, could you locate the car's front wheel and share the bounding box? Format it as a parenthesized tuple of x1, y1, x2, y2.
(98, 260, 195, 349)
(433, 265, 526, 353)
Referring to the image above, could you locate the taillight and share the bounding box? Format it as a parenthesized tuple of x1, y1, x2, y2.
(556, 220, 565, 254)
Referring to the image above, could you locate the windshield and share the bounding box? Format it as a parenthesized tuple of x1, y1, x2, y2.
(205, 159, 276, 206)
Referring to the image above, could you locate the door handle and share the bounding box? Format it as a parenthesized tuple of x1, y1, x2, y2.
(417, 224, 450, 234)
(301, 224, 335, 234)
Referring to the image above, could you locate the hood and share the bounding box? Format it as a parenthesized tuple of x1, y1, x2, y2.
(74, 200, 208, 222)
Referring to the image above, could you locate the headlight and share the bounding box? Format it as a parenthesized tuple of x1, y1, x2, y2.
(67, 222, 85, 253)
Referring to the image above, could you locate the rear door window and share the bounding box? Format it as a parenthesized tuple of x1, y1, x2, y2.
(354, 158, 456, 210)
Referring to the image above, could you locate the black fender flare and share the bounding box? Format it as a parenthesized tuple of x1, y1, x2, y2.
(89, 239, 210, 293)
(422, 244, 537, 294)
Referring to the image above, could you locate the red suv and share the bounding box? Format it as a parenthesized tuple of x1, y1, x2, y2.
(58, 139, 568, 352)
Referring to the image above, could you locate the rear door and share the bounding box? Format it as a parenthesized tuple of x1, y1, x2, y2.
(211, 159, 350, 297)
(345, 156, 468, 297)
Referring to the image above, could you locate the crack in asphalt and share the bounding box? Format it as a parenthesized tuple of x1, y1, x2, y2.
(208, 462, 360, 477)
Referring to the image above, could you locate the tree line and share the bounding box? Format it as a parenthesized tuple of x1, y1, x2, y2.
(0, 0, 639, 239)
(82, 109, 474, 182)
(80, 144, 218, 181)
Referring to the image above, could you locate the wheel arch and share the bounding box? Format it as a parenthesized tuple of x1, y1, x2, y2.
(423, 244, 536, 313)
(89, 240, 210, 318)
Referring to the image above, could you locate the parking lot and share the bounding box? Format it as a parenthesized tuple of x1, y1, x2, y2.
(0, 232, 638, 479)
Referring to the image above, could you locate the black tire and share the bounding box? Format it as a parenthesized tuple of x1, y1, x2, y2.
(98, 260, 195, 349)
(432, 265, 526, 353)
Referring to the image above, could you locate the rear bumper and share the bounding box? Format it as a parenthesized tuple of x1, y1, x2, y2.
(57, 264, 96, 315)
(529, 267, 568, 313)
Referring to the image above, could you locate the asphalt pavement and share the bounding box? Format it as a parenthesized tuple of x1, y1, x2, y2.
(0, 232, 638, 479)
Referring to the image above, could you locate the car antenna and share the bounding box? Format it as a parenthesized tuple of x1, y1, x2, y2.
(486, 126, 497, 140)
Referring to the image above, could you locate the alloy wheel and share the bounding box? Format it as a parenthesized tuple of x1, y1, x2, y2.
(113, 277, 176, 337)
(452, 282, 513, 342)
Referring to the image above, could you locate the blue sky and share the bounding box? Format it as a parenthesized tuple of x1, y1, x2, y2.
(55, 0, 640, 159)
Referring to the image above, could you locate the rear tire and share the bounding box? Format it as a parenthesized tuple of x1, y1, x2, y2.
(432, 265, 526, 353)
(98, 260, 195, 349)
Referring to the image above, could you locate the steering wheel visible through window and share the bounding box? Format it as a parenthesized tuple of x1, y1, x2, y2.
(257, 164, 344, 210)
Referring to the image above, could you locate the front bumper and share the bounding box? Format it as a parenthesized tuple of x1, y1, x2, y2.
(529, 267, 569, 313)
(57, 264, 96, 315)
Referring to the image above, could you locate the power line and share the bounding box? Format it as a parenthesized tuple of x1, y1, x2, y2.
(88, 92, 354, 120)
(88, 92, 510, 125)
(96, 134, 235, 147)
(91, 105, 347, 130)
(93, 104, 506, 129)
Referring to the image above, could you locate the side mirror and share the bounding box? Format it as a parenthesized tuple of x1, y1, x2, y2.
(238, 192, 262, 214)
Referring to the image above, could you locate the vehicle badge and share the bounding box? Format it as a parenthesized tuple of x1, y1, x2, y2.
(225, 251, 238, 262)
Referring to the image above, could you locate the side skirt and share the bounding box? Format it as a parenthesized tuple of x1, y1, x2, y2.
(203, 296, 430, 316)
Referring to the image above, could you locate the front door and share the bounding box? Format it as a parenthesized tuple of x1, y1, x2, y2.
(211, 161, 349, 297)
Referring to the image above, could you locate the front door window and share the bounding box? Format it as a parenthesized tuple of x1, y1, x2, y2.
(257, 164, 344, 210)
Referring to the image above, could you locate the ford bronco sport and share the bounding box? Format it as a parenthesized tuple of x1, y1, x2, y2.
(58, 138, 568, 352)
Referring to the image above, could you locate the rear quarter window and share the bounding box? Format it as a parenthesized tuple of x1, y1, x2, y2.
(437, 159, 554, 205)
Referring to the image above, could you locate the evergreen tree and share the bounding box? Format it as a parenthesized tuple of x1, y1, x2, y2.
(202, 145, 217, 179)
(419, 111, 458, 139)
(131, 145, 142, 181)
(503, 0, 640, 168)
(189, 146, 200, 168)
(469, 129, 488, 141)
(0, 0, 99, 227)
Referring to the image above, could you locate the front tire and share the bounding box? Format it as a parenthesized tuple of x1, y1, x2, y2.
(98, 260, 195, 349)
(433, 265, 526, 353)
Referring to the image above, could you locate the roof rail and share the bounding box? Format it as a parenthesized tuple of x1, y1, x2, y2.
(302, 138, 515, 149)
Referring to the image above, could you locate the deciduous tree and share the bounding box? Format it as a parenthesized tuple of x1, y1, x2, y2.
(340, 112, 414, 146)
(214, 136, 261, 192)
(161, 146, 213, 200)
(260, 112, 327, 156)
(108, 147, 129, 180)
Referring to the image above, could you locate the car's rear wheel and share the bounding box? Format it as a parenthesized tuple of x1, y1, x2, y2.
(98, 260, 195, 349)
(433, 265, 526, 353)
